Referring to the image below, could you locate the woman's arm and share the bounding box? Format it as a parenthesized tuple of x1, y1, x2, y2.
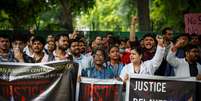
(148, 35, 165, 73)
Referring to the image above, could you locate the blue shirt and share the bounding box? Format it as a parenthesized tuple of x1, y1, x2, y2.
(105, 62, 124, 77)
(0, 50, 15, 62)
(81, 66, 114, 79)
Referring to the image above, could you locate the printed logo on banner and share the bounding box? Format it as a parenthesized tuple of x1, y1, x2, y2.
(0, 61, 78, 101)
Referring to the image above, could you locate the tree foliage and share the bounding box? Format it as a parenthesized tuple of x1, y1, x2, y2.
(151, 0, 201, 32)
(0, 0, 55, 30)
(1, 0, 201, 32)
(0, 0, 95, 31)
(76, 0, 136, 31)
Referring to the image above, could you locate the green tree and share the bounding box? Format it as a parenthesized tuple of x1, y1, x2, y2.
(76, 0, 136, 31)
(0, 0, 95, 31)
(0, 0, 53, 30)
(151, 0, 201, 32)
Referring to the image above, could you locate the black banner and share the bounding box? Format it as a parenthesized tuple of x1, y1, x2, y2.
(0, 61, 78, 101)
(78, 77, 123, 101)
(126, 75, 201, 101)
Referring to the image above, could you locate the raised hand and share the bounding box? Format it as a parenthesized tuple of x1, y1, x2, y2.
(131, 16, 138, 26)
(156, 35, 164, 47)
(13, 48, 24, 62)
(174, 38, 185, 48)
(196, 74, 201, 80)
(171, 38, 185, 52)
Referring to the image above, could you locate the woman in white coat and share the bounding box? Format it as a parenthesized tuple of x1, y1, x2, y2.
(120, 35, 165, 82)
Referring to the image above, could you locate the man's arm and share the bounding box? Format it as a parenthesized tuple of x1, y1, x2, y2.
(129, 16, 137, 42)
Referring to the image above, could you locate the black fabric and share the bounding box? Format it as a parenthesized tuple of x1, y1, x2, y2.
(189, 63, 198, 76)
(154, 59, 167, 76)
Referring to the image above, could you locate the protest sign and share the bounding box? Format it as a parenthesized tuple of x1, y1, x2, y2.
(0, 61, 78, 101)
(77, 77, 123, 101)
(126, 74, 200, 101)
(185, 13, 201, 35)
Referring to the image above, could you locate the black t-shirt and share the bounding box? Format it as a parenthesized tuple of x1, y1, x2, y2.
(189, 63, 198, 76)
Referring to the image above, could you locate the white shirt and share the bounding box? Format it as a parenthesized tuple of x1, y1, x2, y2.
(23, 46, 33, 57)
(120, 45, 165, 80)
(166, 49, 201, 77)
(73, 54, 93, 75)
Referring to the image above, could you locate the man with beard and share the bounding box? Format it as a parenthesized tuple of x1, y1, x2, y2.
(0, 34, 13, 62)
(53, 33, 71, 61)
(69, 39, 93, 75)
(31, 36, 49, 63)
(155, 27, 174, 76)
(167, 40, 201, 80)
(79, 40, 87, 55)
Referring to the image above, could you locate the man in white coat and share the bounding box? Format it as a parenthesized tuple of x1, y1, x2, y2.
(166, 37, 201, 80)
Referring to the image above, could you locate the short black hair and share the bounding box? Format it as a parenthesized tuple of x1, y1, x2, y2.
(93, 48, 107, 60)
(79, 40, 86, 44)
(184, 44, 199, 52)
(11, 33, 27, 43)
(55, 33, 69, 41)
(142, 33, 157, 45)
(131, 46, 143, 55)
(175, 33, 190, 41)
(0, 34, 10, 41)
(32, 36, 46, 46)
(69, 39, 79, 48)
(142, 33, 155, 40)
(162, 27, 172, 35)
(108, 45, 119, 53)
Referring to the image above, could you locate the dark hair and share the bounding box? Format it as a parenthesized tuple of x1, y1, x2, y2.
(11, 33, 26, 43)
(92, 48, 107, 60)
(32, 36, 46, 46)
(55, 33, 69, 41)
(142, 33, 156, 40)
(173, 33, 190, 44)
(190, 33, 199, 39)
(184, 44, 199, 52)
(69, 39, 79, 48)
(79, 40, 86, 45)
(0, 34, 10, 41)
(177, 33, 190, 39)
(108, 45, 119, 53)
(142, 33, 157, 45)
(131, 46, 143, 55)
(162, 27, 172, 35)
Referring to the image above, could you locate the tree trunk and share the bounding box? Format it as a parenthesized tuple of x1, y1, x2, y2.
(60, 0, 73, 32)
(136, 0, 151, 32)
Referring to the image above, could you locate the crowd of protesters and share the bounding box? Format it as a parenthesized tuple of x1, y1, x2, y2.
(0, 16, 201, 81)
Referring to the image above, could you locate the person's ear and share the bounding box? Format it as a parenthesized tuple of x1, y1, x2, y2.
(56, 41, 58, 46)
(185, 51, 189, 57)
